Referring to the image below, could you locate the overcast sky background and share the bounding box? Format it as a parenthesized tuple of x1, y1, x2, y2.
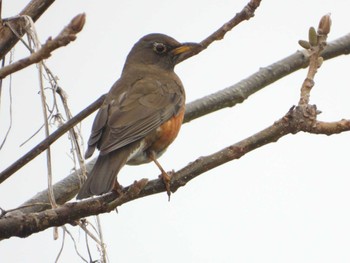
(1, 0, 350, 262)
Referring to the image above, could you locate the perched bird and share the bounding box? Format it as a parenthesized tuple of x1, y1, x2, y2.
(76, 33, 200, 200)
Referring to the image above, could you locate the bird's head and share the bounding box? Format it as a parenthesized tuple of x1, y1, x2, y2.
(123, 33, 201, 72)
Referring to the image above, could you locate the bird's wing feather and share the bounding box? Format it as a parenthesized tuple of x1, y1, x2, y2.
(91, 77, 184, 156)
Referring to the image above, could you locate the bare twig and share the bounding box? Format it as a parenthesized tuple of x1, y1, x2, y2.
(178, 0, 262, 63)
(54, 228, 65, 263)
(298, 15, 330, 106)
(62, 226, 89, 263)
(200, 0, 261, 48)
(310, 119, 350, 134)
(0, 14, 85, 79)
(39, 63, 57, 208)
(56, 86, 87, 184)
(0, 0, 55, 59)
(0, 51, 14, 150)
(95, 215, 107, 263)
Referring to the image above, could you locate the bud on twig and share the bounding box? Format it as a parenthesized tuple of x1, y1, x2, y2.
(317, 56, 324, 68)
(308, 27, 318, 46)
(317, 14, 331, 35)
(298, 40, 311, 50)
(71, 13, 86, 33)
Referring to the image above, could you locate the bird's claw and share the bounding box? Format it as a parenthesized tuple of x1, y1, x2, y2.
(112, 181, 124, 196)
(159, 170, 173, 201)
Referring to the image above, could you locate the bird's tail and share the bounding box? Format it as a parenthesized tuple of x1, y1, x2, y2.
(76, 150, 129, 200)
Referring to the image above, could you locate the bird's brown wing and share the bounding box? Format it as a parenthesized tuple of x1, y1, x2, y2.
(86, 76, 184, 157)
(84, 103, 109, 158)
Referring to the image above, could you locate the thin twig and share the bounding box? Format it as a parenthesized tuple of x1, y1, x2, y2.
(178, 0, 262, 63)
(63, 226, 89, 263)
(0, 13, 86, 79)
(56, 86, 87, 183)
(19, 123, 45, 147)
(298, 16, 330, 106)
(0, 94, 104, 184)
(55, 228, 65, 263)
(0, 51, 14, 150)
(200, 0, 261, 48)
(85, 228, 93, 263)
(23, 16, 59, 209)
(0, 0, 56, 59)
(78, 221, 103, 247)
(95, 215, 107, 263)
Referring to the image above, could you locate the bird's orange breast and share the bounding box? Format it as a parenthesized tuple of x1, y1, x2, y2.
(150, 107, 185, 153)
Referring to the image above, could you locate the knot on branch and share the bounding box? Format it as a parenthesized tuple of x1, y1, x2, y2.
(286, 104, 319, 134)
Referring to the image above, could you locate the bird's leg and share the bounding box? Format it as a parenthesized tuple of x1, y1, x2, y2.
(148, 151, 171, 201)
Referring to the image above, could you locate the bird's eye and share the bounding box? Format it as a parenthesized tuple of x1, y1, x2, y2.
(153, 42, 167, 54)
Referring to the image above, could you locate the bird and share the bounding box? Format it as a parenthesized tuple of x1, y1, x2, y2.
(76, 33, 200, 200)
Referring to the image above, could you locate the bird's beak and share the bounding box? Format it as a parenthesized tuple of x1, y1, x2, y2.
(171, 42, 203, 64)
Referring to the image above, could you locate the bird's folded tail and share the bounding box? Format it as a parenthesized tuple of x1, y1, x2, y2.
(76, 150, 129, 200)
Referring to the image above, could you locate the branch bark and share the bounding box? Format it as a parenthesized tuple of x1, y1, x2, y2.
(2, 105, 349, 239)
(0, 0, 55, 60)
(0, 13, 86, 79)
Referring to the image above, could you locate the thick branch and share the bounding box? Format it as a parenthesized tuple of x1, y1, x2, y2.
(2, 105, 349, 239)
(185, 33, 350, 122)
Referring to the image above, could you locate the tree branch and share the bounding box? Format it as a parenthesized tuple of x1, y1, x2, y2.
(0, 0, 55, 60)
(2, 104, 349, 239)
(0, 13, 86, 79)
(200, 0, 261, 48)
(178, 0, 262, 62)
(185, 32, 350, 122)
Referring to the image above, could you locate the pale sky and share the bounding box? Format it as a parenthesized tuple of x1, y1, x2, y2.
(1, 0, 350, 262)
